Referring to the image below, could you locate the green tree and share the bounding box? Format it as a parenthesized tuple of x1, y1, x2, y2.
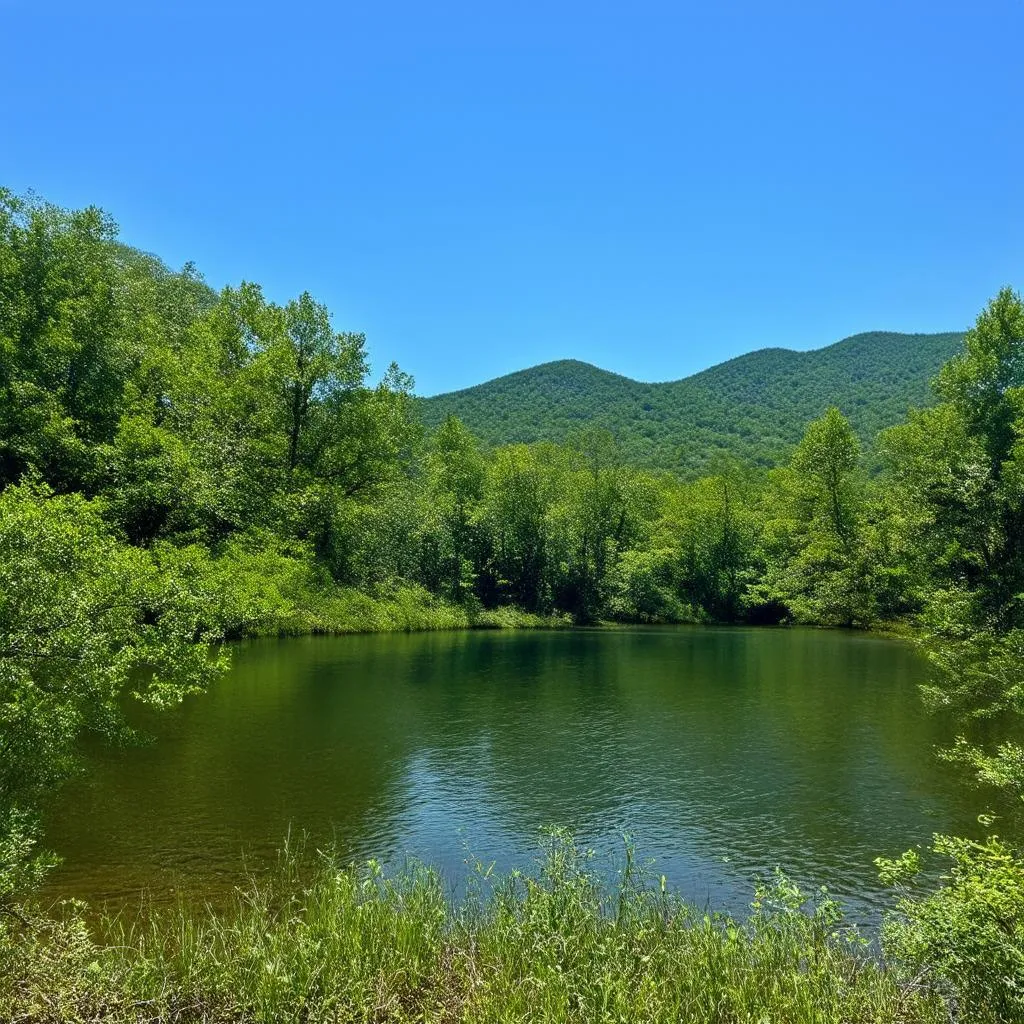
(607, 547, 687, 622)
(547, 432, 654, 623)
(655, 464, 763, 622)
(0, 482, 224, 907)
(876, 290, 1024, 1020)
(0, 191, 143, 491)
(478, 445, 561, 611)
(757, 407, 876, 626)
(418, 416, 486, 601)
(880, 287, 1024, 794)
(234, 288, 367, 484)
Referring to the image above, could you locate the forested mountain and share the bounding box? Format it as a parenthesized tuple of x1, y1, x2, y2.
(418, 331, 965, 473)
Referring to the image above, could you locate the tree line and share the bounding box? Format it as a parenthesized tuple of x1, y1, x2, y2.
(0, 188, 915, 640)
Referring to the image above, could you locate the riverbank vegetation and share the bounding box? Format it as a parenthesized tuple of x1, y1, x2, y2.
(2, 187, 1023, 1019)
(3, 835, 948, 1024)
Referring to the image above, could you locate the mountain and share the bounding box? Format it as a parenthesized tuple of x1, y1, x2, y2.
(416, 331, 965, 473)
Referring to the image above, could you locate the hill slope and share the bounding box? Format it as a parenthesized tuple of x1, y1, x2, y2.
(417, 331, 965, 473)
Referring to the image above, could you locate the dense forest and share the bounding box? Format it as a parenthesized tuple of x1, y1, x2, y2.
(2, 189, 1023, 1021)
(418, 331, 965, 473)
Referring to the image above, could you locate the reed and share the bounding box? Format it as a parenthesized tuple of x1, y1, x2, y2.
(2, 832, 944, 1023)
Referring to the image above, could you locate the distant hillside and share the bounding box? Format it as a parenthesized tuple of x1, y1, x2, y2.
(417, 331, 965, 473)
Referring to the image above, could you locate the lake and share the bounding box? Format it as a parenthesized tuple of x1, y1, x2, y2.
(43, 626, 978, 923)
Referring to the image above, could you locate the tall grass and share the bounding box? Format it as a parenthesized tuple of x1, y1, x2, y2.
(2, 833, 944, 1023)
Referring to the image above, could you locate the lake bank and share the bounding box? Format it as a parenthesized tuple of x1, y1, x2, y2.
(6, 834, 947, 1024)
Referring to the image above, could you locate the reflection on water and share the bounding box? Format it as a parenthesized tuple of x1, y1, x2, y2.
(43, 626, 979, 922)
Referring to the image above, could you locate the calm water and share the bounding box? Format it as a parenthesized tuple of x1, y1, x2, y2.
(43, 626, 978, 922)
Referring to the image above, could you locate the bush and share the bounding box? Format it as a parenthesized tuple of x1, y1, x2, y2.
(2, 834, 944, 1023)
(607, 549, 693, 623)
(879, 833, 1024, 1023)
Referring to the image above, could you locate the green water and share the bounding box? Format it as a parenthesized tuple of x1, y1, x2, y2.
(43, 626, 978, 922)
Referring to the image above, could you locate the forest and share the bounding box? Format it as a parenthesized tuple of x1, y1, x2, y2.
(418, 331, 965, 473)
(2, 189, 1023, 1021)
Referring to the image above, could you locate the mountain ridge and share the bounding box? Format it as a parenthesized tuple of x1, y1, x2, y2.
(417, 330, 966, 474)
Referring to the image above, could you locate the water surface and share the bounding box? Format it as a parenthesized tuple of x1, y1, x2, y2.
(44, 626, 977, 922)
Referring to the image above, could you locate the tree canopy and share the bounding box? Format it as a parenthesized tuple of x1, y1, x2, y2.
(417, 332, 964, 475)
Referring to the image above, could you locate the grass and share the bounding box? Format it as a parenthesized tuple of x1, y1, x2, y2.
(2, 832, 944, 1024)
(266, 586, 572, 636)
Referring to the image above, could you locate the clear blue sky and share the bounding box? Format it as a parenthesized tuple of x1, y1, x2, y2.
(3, 0, 1022, 395)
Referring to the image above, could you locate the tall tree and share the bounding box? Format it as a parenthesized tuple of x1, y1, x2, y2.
(550, 431, 654, 623)
(0, 191, 141, 491)
(757, 407, 874, 626)
(654, 458, 764, 622)
(479, 445, 560, 611)
(418, 416, 486, 601)
(245, 290, 368, 481)
(881, 287, 1024, 793)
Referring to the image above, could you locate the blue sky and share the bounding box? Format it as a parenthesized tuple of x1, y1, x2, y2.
(3, 0, 1022, 395)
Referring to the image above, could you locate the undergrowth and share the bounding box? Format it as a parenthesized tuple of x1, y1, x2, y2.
(2, 832, 945, 1024)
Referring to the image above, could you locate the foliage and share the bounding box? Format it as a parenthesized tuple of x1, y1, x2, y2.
(0, 186, 972, 646)
(0, 835, 943, 1024)
(873, 289, 1024, 1023)
(418, 331, 964, 476)
(0, 482, 225, 907)
(417, 415, 487, 602)
(879, 834, 1024, 1023)
(755, 408, 879, 626)
(880, 287, 1024, 795)
(607, 548, 693, 623)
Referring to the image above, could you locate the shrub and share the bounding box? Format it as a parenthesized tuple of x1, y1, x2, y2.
(879, 833, 1024, 1023)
